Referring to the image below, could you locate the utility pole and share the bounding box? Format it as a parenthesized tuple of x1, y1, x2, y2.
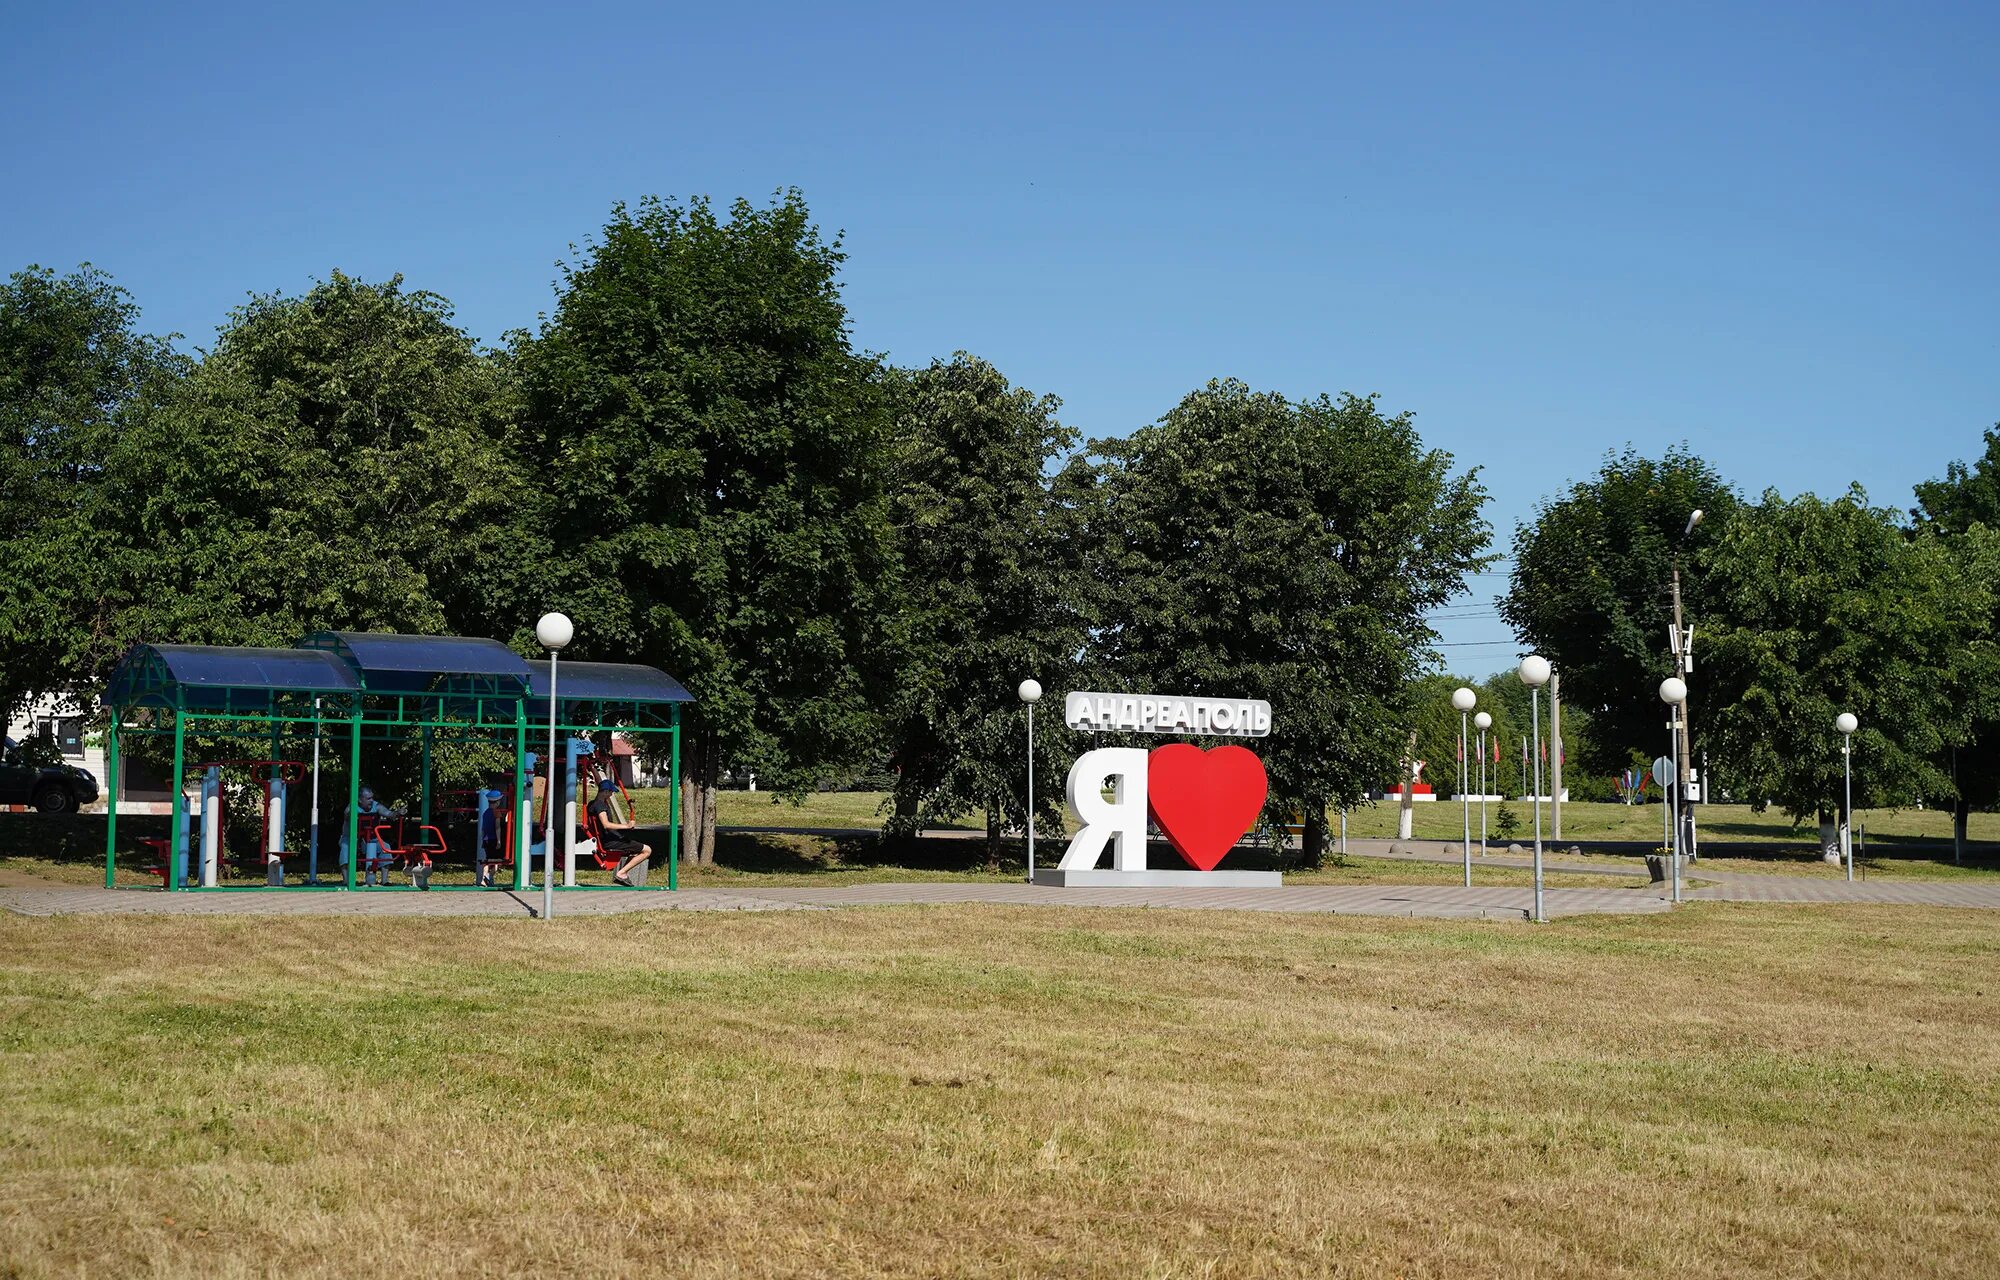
(1550, 670, 1562, 841)
(1671, 563, 1697, 861)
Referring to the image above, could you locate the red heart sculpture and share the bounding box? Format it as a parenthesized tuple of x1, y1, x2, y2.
(1147, 744, 1269, 872)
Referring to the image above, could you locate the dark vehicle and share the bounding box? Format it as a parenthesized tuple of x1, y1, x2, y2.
(0, 737, 99, 813)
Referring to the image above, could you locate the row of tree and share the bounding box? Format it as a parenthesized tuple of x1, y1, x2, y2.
(0, 190, 1491, 864)
(1500, 443, 2000, 850)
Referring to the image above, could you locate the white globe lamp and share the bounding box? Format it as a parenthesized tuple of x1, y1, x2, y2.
(1518, 655, 1551, 688)
(1017, 679, 1043, 704)
(536, 612, 574, 651)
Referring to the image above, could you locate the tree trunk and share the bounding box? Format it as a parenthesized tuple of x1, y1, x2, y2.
(678, 731, 719, 866)
(985, 810, 1002, 870)
(1955, 798, 1969, 860)
(1301, 808, 1325, 870)
(1817, 810, 1842, 864)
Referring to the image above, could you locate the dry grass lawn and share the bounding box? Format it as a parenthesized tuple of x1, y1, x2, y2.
(2, 904, 1996, 1278)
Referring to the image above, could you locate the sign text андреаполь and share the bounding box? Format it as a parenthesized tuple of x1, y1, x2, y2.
(1063, 691, 1271, 738)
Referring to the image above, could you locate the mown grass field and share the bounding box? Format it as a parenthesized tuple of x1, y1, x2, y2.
(2, 904, 1996, 1278)
(690, 790, 2000, 848)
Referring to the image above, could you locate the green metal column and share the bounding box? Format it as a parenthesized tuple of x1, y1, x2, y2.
(668, 706, 680, 892)
(512, 701, 529, 892)
(103, 717, 120, 889)
(420, 725, 433, 825)
(169, 707, 186, 892)
(346, 712, 361, 891)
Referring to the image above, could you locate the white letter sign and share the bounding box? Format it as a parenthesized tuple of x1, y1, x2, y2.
(1060, 747, 1150, 871)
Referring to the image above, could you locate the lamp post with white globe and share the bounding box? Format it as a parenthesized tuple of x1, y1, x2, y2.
(1018, 679, 1042, 884)
(1659, 677, 1688, 904)
(1452, 687, 1476, 887)
(1837, 712, 1858, 881)
(1519, 655, 1552, 923)
(1474, 711, 1492, 856)
(536, 612, 573, 922)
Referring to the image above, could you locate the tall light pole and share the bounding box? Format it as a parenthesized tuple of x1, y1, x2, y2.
(1660, 677, 1687, 904)
(1519, 655, 1552, 923)
(1453, 687, 1476, 887)
(536, 611, 573, 921)
(1018, 679, 1042, 884)
(1837, 712, 1858, 882)
(1474, 711, 1492, 856)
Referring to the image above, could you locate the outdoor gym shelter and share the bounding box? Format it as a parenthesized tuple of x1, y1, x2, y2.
(99, 632, 692, 892)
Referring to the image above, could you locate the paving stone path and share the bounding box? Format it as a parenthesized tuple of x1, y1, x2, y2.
(5, 871, 1996, 921)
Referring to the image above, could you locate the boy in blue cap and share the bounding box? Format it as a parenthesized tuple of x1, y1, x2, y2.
(587, 778, 650, 886)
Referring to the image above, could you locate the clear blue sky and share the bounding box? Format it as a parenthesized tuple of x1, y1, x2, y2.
(4, 2, 1995, 670)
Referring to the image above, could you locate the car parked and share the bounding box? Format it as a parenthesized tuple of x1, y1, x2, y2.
(0, 737, 99, 812)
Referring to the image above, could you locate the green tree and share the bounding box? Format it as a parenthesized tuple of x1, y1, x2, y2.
(0, 264, 185, 721)
(1701, 488, 1999, 857)
(882, 354, 1088, 856)
(1912, 425, 2000, 847)
(1081, 380, 1490, 865)
(1500, 447, 1738, 774)
(513, 192, 897, 864)
(97, 271, 521, 658)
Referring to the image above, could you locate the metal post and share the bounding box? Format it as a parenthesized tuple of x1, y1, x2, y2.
(1669, 708, 1682, 904)
(346, 713, 361, 891)
(1550, 671, 1562, 841)
(667, 707, 681, 892)
(1844, 732, 1854, 883)
(1530, 689, 1545, 923)
(1477, 729, 1487, 855)
(103, 717, 120, 888)
(544, 651, 559, 921)
(308, 697, 322, 884)
(169, 708, 185, 891)
(1340, 808, 1347, 857)
(1671, 563, 1697, 864)
(1025, 699, 1035, 884)
(1460, 709, 1471, 887)
(420, 725, 433, 827)
(513, 706, 529, 893)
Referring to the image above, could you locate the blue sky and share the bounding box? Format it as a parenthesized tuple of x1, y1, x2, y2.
(4, 2, 1995, 671)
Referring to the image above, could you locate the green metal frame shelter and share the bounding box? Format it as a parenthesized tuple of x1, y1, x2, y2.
(100, 632, 691, 892)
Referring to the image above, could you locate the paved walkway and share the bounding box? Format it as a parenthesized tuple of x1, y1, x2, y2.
(6, 852, 1997, 921)
(0, 881, 1666, 921)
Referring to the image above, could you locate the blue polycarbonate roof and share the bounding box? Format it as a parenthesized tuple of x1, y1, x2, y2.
(527, 661, 694, 705)
(104, 644, 361, 709)
(297, 631, 536, 693)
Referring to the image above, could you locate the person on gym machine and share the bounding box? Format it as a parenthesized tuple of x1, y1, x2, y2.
(588, 777, 650, 886)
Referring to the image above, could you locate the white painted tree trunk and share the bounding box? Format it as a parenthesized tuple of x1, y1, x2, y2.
(1817, 815, 1842, 864)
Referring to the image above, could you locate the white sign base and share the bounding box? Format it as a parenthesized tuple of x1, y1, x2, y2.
(1032, 868, 1282, 888)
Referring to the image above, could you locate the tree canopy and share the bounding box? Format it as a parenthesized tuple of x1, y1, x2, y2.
(512, 192, 898, 861)
(1500, 447, 1737, 774)
(1079, 381, 1491, 861)
(1700, 487, 1999, 836)
(881, 354, 1087, 847)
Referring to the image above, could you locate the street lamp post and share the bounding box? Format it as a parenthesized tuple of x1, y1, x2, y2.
(1452, 687, 1476, 887)
(1018, 679, 1042, 884)
(536, 612, 573, 921)
(1837, 712, 1858, 882)
(1519, 655, 1552, 923)
(1672, 509, 1704, 862)
(1474, 711, 1492, 856)
(1660, 677, 1688, 904)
